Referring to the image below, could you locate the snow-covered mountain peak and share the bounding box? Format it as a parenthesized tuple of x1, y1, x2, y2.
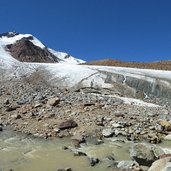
(0, 32, 19, 38)
(0, 32, 85, 64)
(0, 32, 45, 49)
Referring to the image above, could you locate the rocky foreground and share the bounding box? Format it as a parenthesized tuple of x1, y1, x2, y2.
(0, 77, 171, 171)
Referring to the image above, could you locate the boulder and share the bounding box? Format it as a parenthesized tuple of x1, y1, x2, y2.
(164, 134, 171, 141)
(58, 120, 77, 130)
(102, 128, 114, 137)
(117, 160, 140, 171)
(159, 120, 171, 131)
(148, 157, 171, 171)
(47, 97, 60, 106)
(89, 157, 99, 166)
(71, 133, 85, 145)
(130, 143, 157, 166)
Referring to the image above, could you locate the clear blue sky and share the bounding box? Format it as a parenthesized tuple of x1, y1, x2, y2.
(1, 0, 171, 62)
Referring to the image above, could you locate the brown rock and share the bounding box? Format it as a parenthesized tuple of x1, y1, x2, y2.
(58, 120, 77, 130)
(148, 157, 171, 171)
(5, 106, 18, 112)
(71, 133, 85, 147)
(159, 120, 171, 131)
(19, 104, 33, 114)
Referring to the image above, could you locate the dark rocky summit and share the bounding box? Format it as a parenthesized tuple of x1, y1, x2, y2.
(6, 38, 59, 63)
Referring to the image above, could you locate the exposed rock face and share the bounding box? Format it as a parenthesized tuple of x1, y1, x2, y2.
(6, 38, 59, 63)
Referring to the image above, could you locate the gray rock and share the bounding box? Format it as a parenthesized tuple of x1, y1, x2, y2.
(71, 133, 85, 144)
(112, 123, 123, 128)
(4, 99, 9, 105)
(17, 99, 29, 105)
(117, 160, 140, 171)
(151, 145, 165, 158)
(34, 103, 42, 108)
(130, 143, 157, 166)
(112, 111, 125, 117)
(57, 168, 72, 171)
(53, 128, 60, 133)
(89, 157, 99, 166)
(103, 155, 115, 168)
(11, 114, 21, 119)
(73, 150, 87, 156)
(95, 116, 104, 126)
(102, 128, 114, 137)
(85, 137, 104, 145)
(0, 126, 3, 131)
(164, 134, 171, 141)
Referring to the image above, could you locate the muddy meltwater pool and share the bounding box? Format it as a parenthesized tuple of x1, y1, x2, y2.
(0, 128, 131, 171)
(0, 128, 171, 171)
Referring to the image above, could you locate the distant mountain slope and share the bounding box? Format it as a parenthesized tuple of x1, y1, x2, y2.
(0, 32, 85, 64)
(83, 59, 171, 71)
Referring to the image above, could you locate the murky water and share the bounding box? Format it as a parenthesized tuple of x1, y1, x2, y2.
(0, 128, 131, 171)
(1, 128, 171, 171)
